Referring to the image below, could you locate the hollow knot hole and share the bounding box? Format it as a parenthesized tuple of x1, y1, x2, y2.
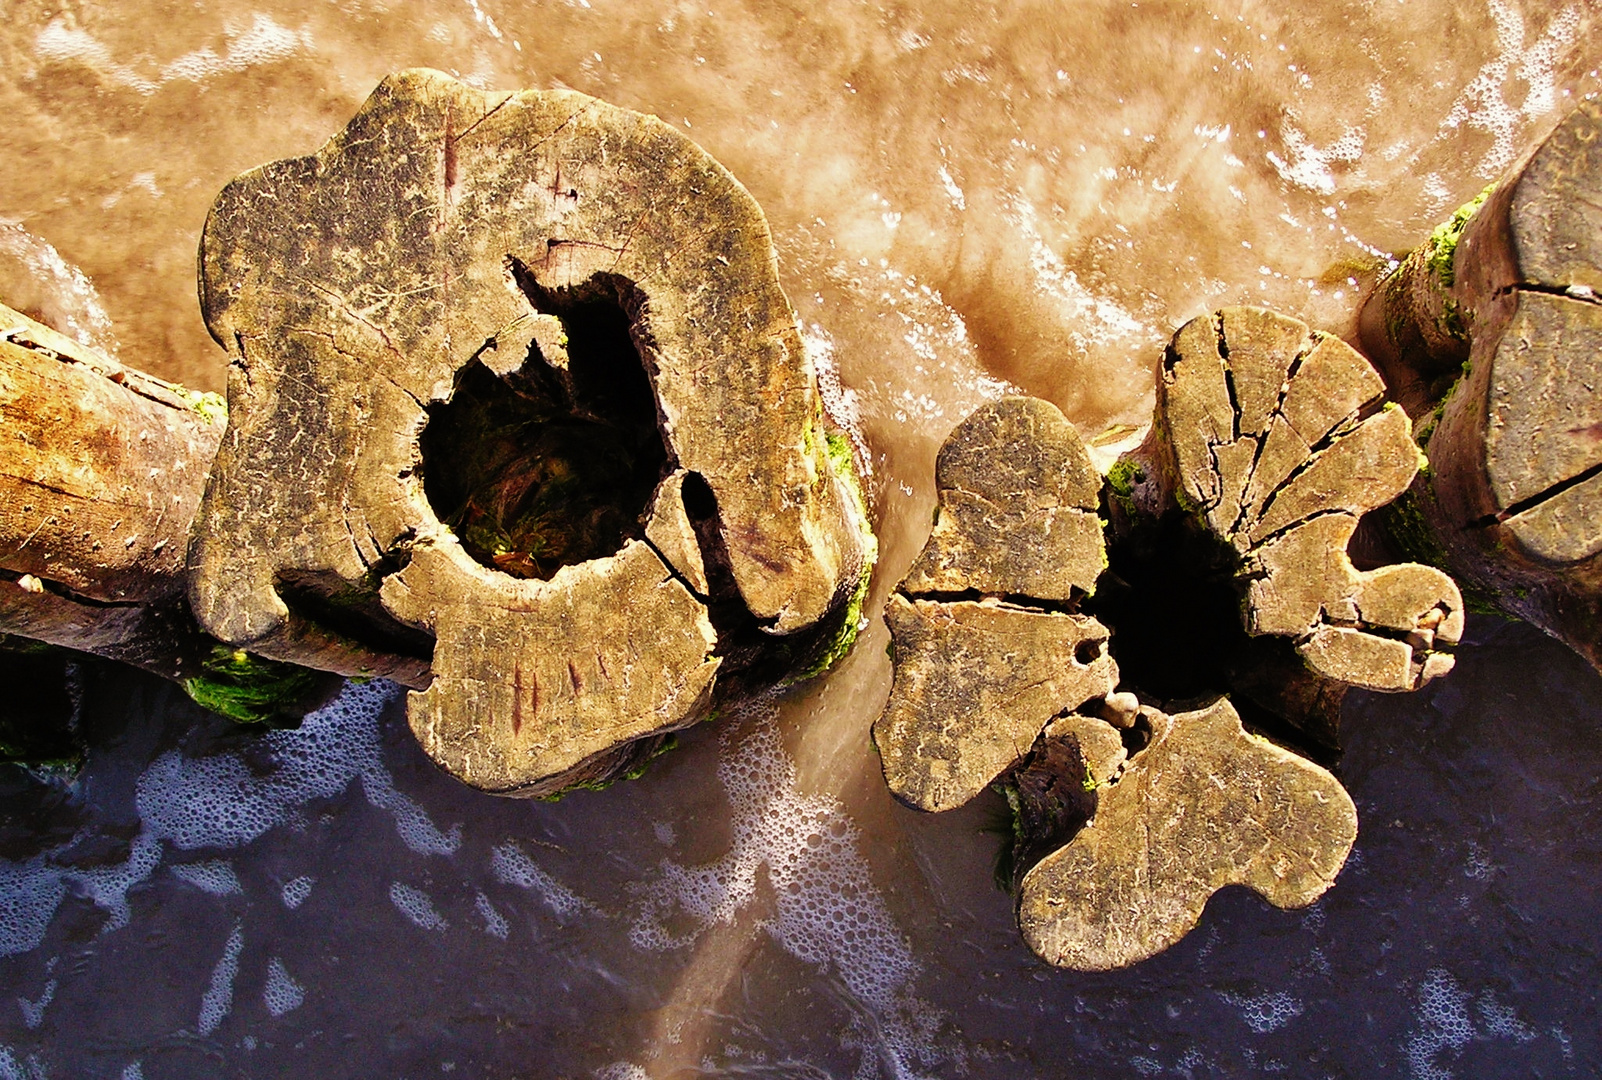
(418, 269, 670, 580)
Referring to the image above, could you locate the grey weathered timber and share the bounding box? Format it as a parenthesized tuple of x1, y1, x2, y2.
(1017, 698, 1356, 971)
(1120, 307, 1463, 693)
(1359, 99, 1602, 674)
(189, 69, 873, 796)
(873, 397, 1116, 813)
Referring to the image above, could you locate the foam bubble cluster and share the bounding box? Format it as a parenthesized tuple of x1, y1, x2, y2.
(1219, 989, 1305, 1034)
(633, 717, 954, 1079)
(389, 882, 448, 932)
(490, 843, 593, 920)
(34, 13, 310, 97)
(1440, 0, 1583, 178)
(262, 957, 305, 1018)
(137, 680, 459, 856)
(170, 860, 242, 897)
(280, 876, 315, 910)
(0, 681, 455, 965)
(474, 892, 510, 940)
(197, 923, 244, 1036)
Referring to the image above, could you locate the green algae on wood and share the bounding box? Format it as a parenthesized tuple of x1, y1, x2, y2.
(182, 645, 325, 726)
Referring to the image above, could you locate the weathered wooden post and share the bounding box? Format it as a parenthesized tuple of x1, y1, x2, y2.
(1360, 98, 1602, 673)
(186, 70, 875, 796)
(875, 308, 1461, 970)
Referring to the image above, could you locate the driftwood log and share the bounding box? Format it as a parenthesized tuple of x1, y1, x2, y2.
(0, 301, 342, 731)
(877, 309, 1460, 970)
(1359, 98, 1602, 674)
(186, 69, 874, 796)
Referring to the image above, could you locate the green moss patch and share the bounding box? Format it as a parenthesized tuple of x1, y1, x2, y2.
(183, 646, 322, 726)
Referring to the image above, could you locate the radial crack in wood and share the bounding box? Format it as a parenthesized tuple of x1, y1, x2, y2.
(875, 397, 1116, 812)
(1017, 697, 1357, 971)
(1134, 307, 1463, 693)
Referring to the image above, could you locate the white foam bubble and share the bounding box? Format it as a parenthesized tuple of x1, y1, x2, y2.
(171, 860, 242, 897)
(0, 1045, 30, 1080)
(120, 1065, 143, 1080)
(1219, 989, 1304, 1034)
(490, 843, 594, 919)
(280, 876, 315, 910)
(389, 882, 448, 932)
(0, 858, 67, 959)
(633, 717, 955, 1078)
(1406, 968, 1475, 1080)
(1475, 988, 1535, 1042)
(17, 978, 54, 1030)
(262, 956, 305, 1017)
(474, 892, 510, 940)
(197, 923, 244, 1037)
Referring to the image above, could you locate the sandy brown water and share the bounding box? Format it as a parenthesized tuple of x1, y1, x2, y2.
(1, 1, 1601, 1077)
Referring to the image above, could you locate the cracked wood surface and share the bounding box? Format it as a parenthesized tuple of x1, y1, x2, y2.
(1131, 306, 1463, 693)
(1360, 99, 1602, 673)
(0, 301, 224, 681)
(874, 397, 1117, 813)
(1017, 697, 1356, 971)
(189, 69, 870, 793)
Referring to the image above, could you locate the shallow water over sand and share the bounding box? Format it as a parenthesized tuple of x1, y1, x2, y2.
(1, 2, 1601, 1077)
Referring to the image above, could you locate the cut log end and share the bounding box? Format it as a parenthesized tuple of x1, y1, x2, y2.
(187, 69, 875, 796)
(1358, 97, 1602, 675)
(874, 397, 1114, 813)
(1149, 306, 1463, 695)
(1017, 698, 1356, 972)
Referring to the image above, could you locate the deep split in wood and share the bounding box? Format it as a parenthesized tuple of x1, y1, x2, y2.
(875, 307, 1463, 970)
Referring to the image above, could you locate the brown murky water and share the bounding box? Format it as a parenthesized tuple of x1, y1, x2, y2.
(2, 2, 1601, 1077)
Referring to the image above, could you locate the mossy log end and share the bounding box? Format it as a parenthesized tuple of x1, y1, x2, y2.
(1360, 99, 1602, 673)
(189, 69, 874, 796)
